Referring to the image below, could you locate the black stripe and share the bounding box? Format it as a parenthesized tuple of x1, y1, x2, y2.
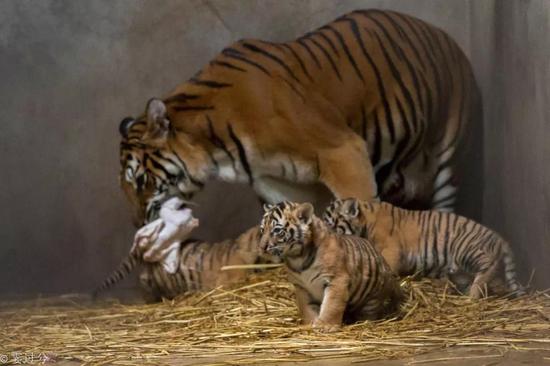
(350, 238, 364, 305)
(189, 78, 232, 88)
(323, 25, 364, 82)
(167, 148, 205, 188)
(173, 106, 214, 112)
(207, 116, 236, 167)
(433, 174, 454, 194)
(290, 158, 298, 179)
(364, 13, 423, 134)
(210, 60, 246, 72)
(280, 163, 287, 178)
(300, 245, 317, 271)
(279, 76, 305, 101)
(227, 123, 254, 185)
(164, 93, 201, 104)
(371, 111, 382, 168)
(296, 38, 321, 69)
(147, 155, 172, 180)
(360, 105, 367, 139)
(314, 30, 340, 57)
(432, 192, 457, 207)
(362, 242, 378, 298)
(371, 10, 427, 71)
(222, 47, 272, 76)
(206, 150, 219, 171)
(341, 18, 396, 142)
(370, 28, 418, 142)
(395, 14, 442, 123)
(432, 214, 442, 273)
(442, 213, 450, 270)
(281, 44, 314, 83)
(304, 34, 342, 81)
(242, 42, 301, 83)
(391, 97, 412, 187)
(416, 23, 445, 124)
(421, 212, 430, 275)
(208, 245, 216, 270)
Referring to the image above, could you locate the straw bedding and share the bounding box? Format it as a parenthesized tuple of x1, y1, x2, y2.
(1, 269, 549, 365)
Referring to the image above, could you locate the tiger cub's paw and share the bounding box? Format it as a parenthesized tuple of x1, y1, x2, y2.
(312, 318, 341, 333)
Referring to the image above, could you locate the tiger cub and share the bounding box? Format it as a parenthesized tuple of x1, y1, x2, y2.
(260, 201, 403, 332)
(93, 226, 269, 302)
(323, 199, 524, 298)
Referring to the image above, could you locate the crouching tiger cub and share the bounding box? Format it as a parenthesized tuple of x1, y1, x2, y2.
(260, 201, 403, 332)
(93, 226, 270, 302)
(324, 199, 525, 298)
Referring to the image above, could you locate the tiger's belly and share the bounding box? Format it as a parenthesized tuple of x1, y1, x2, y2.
(254, 177, 333, 211)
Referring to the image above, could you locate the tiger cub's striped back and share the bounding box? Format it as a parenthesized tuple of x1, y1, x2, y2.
(94, 226, 267, 301)
(324, 199, 524, 298)
(260, 201, 403, 332)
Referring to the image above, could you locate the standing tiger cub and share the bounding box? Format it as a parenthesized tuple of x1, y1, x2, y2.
(260, 201, 403, 332)
(324, 199, 524, 298)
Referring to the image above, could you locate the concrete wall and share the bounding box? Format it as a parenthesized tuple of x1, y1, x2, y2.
(472, 0, 550, 289)
(0, 0, 547, 296)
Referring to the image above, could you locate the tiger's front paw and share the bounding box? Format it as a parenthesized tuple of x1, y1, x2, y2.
(312, 318, 341, 333)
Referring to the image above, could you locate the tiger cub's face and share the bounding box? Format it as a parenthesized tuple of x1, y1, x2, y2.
(323, 198, 369, 236)
(259, 201, 315, 259)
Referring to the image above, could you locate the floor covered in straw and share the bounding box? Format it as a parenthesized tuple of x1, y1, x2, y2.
(1, 270, 549, 365)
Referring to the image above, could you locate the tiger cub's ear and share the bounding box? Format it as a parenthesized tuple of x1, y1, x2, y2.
(296, 202, 314, 224)
(342, 199, 360, 217)
(263, 203, 274, 212)
(144, 98, 170, 140)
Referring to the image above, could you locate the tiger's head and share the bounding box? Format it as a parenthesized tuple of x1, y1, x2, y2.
(323, 198, 377, 237)
(259, 201, 315, 260)
(119, 98, 207, 225)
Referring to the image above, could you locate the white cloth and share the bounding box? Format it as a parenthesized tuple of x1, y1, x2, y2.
(131, 197, 199, 274)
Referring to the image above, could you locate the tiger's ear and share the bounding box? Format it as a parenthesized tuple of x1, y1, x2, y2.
(297, 202, 314, 224)
(263, 203, 274, 212)
(119, 116, 135, 138)
(342, 199, 360, 217)
(144, 98, 170, 140)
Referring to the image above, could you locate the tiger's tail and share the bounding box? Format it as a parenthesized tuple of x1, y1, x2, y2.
(501, 241, 525, 297)
(92, 252, 140, 300)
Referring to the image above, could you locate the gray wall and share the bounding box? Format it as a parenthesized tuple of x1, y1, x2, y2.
(472, 0, 550, 289)
(0, 0, 548, 296)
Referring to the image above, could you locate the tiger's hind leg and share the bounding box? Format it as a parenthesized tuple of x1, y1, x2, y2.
(469, 260, 499, 299)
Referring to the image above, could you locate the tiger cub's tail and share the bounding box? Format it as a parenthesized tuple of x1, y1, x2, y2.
(501, 242, 525, 297)
(92, 253, 140, 300)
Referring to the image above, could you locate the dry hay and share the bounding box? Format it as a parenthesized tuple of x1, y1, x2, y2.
(1, 269, 549, 365)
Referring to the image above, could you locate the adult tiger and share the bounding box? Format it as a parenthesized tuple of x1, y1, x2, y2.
(119, 9, 480, 225)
